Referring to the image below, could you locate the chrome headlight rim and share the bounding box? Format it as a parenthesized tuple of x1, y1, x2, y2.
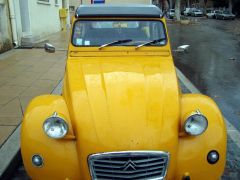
(184, 110, 208, 136)
(43, 112, 69, 139)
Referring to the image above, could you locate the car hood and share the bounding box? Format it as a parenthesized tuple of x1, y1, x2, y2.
(63, 55, 180, 178)
(223, 14, 235, 17)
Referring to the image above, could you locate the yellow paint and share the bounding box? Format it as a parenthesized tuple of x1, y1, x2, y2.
(21, 16, 226, 179)
(59, 8, 68, 31)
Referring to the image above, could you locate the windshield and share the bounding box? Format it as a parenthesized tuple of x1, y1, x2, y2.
(223, 11, 230, 14)
(72, 20, 167, 47)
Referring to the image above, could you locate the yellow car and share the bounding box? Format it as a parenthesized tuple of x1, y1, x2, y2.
(21, 4, 226, 180)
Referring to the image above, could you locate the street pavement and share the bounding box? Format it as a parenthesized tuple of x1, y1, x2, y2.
(0, 31, 68, 179)
(0, 31, 68, 148)
(1, 18, 240, 179)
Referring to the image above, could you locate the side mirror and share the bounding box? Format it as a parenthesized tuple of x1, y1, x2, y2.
(44, 43, 55, 53)
(173, 45, 190, 53)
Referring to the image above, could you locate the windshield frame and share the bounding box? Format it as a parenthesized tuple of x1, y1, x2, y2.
(71, 19, 168, 48)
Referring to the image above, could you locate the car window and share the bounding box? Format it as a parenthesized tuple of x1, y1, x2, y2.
(223, 11, 230, 14)
(72, 20, 167, 47)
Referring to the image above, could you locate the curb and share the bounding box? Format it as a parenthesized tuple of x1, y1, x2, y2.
(0, 79, 63, 179)
(0, 125, 21, 180)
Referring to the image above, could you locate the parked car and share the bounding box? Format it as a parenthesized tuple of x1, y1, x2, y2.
(191, 9, 204, 17)
(216, 10, 236, 20)
(21, 4, 227, 180)
(184, 7, 191, 16)
(167, 9, 175, 19)
(206, 10, 219, 18)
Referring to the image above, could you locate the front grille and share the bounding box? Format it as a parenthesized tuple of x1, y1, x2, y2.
(88, 151, 169, 180)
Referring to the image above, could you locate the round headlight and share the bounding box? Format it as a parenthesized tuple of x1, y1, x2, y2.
(184, 110, 208, 136)
(43, 112, 68, 139)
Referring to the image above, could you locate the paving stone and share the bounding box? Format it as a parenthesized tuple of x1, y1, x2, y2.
(6, 76, 37, 86)
(0, 117, 21, 126)
(0, 77, 13, 87)
(0, 98, 23, 118)
(0, 85, 27, 96)
(31, 79, 58, 88)
(0, 126, 16, 146)
(0, 65, 29, 78)
(0, 96, 14, 105)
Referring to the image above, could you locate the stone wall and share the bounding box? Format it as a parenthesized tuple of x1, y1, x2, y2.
(0, 0, 13, 53)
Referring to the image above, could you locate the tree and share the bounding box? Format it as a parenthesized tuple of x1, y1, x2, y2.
(168, 0, 173, 9)
(175, 0, 181, 21)
(229, 0, 233, 13)
(203, 0, 208, 14)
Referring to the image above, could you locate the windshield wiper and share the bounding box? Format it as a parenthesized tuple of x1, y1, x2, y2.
(135, 38, 166, 49)
(99, 39, 132, 50)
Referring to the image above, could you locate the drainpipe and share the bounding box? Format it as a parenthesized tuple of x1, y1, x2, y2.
(8, 0, 18, 47)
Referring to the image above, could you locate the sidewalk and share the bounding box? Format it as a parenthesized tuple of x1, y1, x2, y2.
(0, 30, 69, 178)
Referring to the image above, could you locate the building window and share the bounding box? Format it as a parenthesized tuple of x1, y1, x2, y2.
(37, 0, 50, 5)
(69, 6, 75, 12)
(38, 0, 50, 2)
(55, 0, 59, 5)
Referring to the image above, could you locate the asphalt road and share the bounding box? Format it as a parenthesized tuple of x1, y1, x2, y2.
(168, 18, 240, 131)
(168, 18, 240, 179)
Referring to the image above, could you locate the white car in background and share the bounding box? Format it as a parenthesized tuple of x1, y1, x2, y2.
(191, 9, 203, 17)
(206, 10, 219, 18)
(167, 9, 175, 19)
(184, 8, 191, 16)
(216, 11, 236, 20)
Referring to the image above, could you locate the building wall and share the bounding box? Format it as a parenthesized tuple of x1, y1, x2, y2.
(70, 0, 81, 8)
(69, 0, 81, 20)
(27, 0, 63, 41)
(0, 0, 12, 53)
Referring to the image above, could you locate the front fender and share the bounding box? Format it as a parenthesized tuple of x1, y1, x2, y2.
(176, 94, 227, 179)
(21, 95, 80, 180)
